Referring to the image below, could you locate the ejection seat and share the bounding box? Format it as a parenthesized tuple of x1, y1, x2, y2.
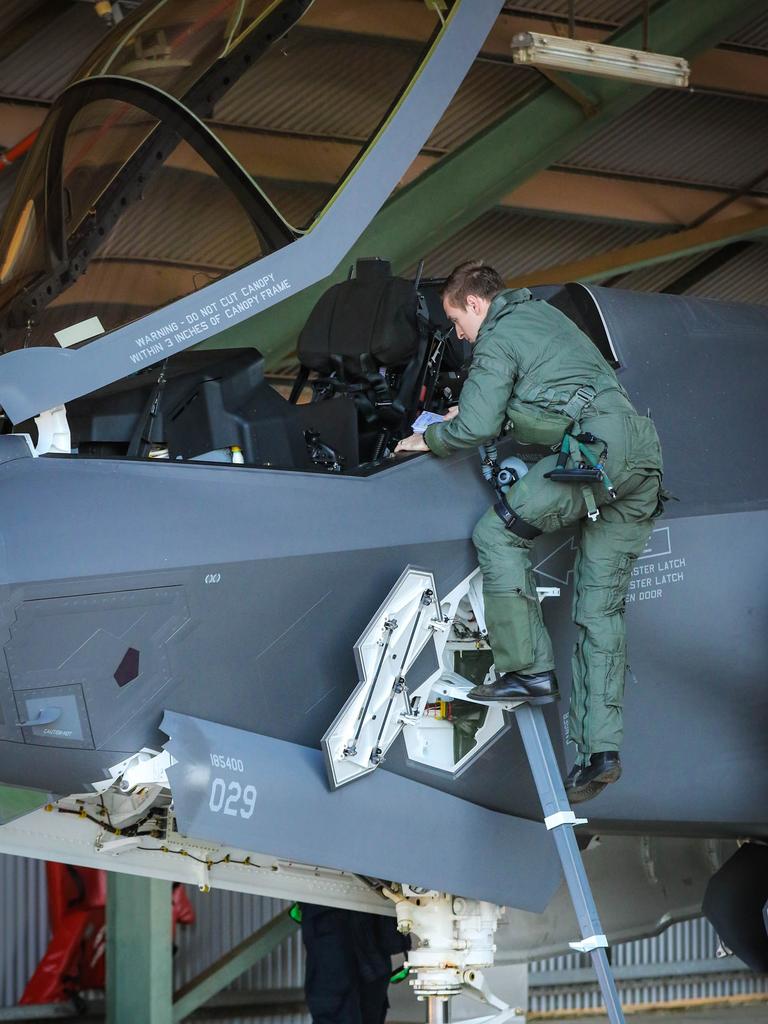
(291, 258, 434, 463)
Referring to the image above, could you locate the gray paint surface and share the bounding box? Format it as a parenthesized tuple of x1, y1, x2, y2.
(163, 709, 562, 912)
(0, 287, 766, 861)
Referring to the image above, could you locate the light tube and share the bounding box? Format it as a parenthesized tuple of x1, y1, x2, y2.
(510, 31, 690, 89)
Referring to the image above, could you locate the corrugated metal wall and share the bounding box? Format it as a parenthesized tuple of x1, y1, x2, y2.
(529, 917, 768, 1014)
(0, 853, 309, 1023)
(2, 852, 767, 1017)
(0, 855, 49, 1007)
(175, 891, 302, 993)
(175, 888, 308, 1024)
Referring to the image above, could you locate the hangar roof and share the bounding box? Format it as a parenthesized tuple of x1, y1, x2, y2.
(0, 0, 765, 362)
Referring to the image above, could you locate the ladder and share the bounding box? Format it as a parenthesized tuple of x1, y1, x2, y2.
(513, 701, 625, 1023)
(322, 566, 626, 1022)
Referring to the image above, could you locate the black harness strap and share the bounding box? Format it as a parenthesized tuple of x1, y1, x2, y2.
(493, 495, 542, 539)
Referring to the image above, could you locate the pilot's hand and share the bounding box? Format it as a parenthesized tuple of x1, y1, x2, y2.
(395, 433, 429, 455)
(444, 405, 459, 421)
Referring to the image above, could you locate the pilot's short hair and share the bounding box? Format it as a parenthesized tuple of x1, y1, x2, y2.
(442, 261, 505, 309)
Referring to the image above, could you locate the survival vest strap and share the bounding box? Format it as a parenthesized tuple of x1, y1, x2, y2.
(544, 430, 617, 521)
(493, 494, 542, 539)
(561, 385, 595, 421)
(504, 385, 598, 447)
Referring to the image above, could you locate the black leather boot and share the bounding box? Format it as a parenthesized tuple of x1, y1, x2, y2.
(564, 762, 584, 793)
(467, 670, 559, 704)
(568, 752, 621, 804)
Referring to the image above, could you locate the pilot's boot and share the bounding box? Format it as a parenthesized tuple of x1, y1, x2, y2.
(564, 762, 584, 795)
(568, 752, 621, 804)
(467, 670, 559, 704)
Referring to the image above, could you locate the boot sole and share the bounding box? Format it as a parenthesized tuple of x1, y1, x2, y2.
(568, 764, 622, 804)
(569, 780, 608, 804)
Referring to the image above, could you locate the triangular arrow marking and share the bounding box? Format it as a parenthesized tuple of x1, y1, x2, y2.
(533, 535, 578, 587)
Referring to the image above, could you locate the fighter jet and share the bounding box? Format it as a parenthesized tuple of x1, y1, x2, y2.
(0, 0, 766, 998)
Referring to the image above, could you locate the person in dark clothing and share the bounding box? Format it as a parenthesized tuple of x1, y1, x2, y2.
(299, 904, 408, 1024)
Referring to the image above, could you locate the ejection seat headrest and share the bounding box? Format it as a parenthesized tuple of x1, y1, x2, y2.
(298, 257, 421, 376)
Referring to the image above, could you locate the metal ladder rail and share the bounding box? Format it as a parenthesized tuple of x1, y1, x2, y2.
(513, 703, 626, 1024)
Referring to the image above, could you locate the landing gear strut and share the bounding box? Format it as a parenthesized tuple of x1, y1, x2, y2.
(386, 887, 525, 1024)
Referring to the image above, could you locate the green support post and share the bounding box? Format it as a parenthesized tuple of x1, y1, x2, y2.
(199, 0, 764, 367)
(107, 873, 173, 1024)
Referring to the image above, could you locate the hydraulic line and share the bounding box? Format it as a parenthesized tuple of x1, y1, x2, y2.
(370, 589, 434, 764)
(347, 617, 398, 754)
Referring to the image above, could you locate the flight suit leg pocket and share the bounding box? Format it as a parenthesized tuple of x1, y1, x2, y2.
(601, 651, 626, 709)
(623, 415, 663, 473)
(607, 553, 633, 614)
(587, 650, 625, 752)
(482, 589, 537, 672)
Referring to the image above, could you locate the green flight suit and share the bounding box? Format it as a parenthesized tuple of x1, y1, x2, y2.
(424, 288, 663, 762)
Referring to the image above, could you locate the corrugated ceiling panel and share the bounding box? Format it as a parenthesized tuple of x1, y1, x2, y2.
(424, 207, 768, 307)
(0, 3, 108, 103)
(607, 253, 706, 293)
(98, 170, 329, 266)
(216, 28, 538, 154)
(0, 162, 22, 225)
(506, 2, 768, 46)
(614, 243, 768, 306)
(215, 30, 422, 142)
(681, 241, 768, 305)
(558, 90, 768, 193)
(502, 1, 643, 26)
(0, 0, 41, 36)
(409, 208, 667, 280)
(267, 182, 333, 228)
(99, 170, 264, 270)
(725, 10, 768, 51)
(428, 61, 538, 152)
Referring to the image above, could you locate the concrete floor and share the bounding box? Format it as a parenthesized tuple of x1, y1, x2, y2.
(539, 1006, 768, 1023)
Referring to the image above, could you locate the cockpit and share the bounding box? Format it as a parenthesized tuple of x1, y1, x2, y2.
(0, 0, 618, 474)
(0, 0, 489, 466)
(23, 256, 470, 474)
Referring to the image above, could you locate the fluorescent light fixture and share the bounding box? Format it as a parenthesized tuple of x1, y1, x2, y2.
(510, 32, 689, 89)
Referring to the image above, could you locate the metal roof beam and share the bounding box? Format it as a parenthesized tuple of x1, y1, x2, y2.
(504, 170, 768, 227)
(49, 124, 764, 228)
(506, 208, 768, 287)
(206, 0, 766, 363)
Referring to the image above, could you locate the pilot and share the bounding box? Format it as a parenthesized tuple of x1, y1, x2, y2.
(395, 261, 663, 803)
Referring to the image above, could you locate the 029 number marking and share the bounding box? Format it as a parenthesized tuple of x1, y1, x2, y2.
(209, 777, 257, 818)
